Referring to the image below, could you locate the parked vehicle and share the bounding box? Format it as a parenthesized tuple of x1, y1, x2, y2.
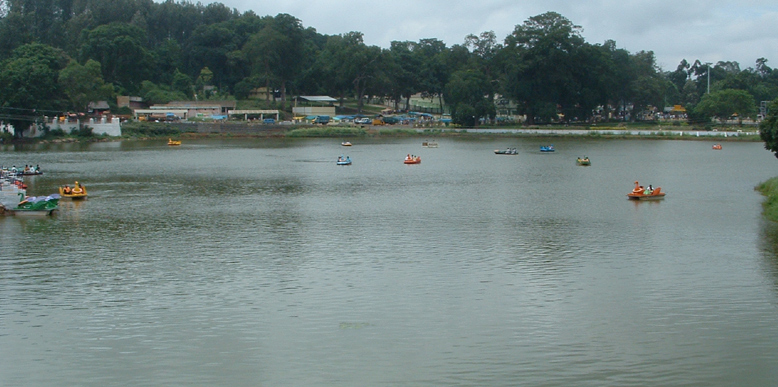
(314, 115, 330, 124)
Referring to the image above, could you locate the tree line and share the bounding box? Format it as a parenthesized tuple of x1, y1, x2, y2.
(2, 0, 778, 134)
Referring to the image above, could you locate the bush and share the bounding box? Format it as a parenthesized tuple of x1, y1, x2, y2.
(757, 177, 778, 222)
(73, 125, 94, 137)
(120, 121, 181, 137)
(286, 127, 367, 137)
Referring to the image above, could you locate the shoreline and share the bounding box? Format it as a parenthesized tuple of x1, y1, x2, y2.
(2, 125, 762, 144)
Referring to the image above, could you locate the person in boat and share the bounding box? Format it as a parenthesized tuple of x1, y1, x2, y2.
(406, 154, 411, 160)
(63, 185, 72, 194)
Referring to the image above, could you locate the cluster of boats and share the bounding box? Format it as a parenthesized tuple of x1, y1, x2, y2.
(332, 141, 664, 200)
(0, 165, 87, 216)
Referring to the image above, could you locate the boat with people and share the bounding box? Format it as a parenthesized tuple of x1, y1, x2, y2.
(627, 181, 666, 200)
(59, 181, 88, 199)
(0, 194, 60, 216)
(577, 157, 591, 166)
(337, 156, 352, 165)
(3, 165, 43, 175)
(495, 148, 518, 155)
(540, 145, 555, 152)
(341, 141, 352, 146)
(422, 140, 438, 148)
(404, 154, 421, 164)
(168, 138, 181, 146)
(712, 144, 722, 150)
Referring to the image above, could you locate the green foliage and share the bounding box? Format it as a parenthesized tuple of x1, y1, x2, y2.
(0, 43, 68, 138)
(694, 89, 757, 120)
(759, 100, 778, 158)
(140, 80, 188, 105)
(756, 177, 778, 221)
(58, 59, 114, 112)
(286, 127, 367, 137)
(79, 23, 154, 93)
(73, 125, 94, 137)
(120, 121, 181, 137)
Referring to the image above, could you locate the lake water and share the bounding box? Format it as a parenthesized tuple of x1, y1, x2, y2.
(2, 137, 778, 386)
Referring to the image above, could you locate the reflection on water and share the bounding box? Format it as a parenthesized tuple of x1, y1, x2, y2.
(2, 138, 778, 386)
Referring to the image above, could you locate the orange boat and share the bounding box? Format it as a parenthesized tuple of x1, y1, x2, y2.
(712, 144, 722, 150)
(627, 181, 666, 200)
(404, 155, 421, 164)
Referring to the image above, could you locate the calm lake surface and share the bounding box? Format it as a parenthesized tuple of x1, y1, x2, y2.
(2, 137, 778, 386)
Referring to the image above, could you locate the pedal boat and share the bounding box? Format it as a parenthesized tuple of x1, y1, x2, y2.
(59, 182, 88, 199)
(627, 181, 666, 200)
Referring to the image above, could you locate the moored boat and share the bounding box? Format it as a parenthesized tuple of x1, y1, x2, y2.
(422, 140, 438, 148)
(1, 194, 60, 216)
(341, 141, 352, 146)
(59, 181, 88, 199)
(627, 181, 666, 200)
(494, 148, 518, 155)
(168, 138, 181, 146)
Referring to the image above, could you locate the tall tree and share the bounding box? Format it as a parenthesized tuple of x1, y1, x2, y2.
(502, 12, 585, 125)
(79, 22, 154, 93)
(58, 59, 114, 112)
(759, 100, 778, 158)
(0, 43, 67, 138)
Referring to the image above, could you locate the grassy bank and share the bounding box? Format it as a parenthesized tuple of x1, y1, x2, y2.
(756, 177, 778, 222)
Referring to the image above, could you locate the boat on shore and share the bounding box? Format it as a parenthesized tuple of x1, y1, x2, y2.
(540, 145, 555, 152)
(577, 157, 591, 165)
(59, 182, 88, 199)
(627, 181, 666, 200)
(404, 155, 421, 164)
(495, 148, 518, 155)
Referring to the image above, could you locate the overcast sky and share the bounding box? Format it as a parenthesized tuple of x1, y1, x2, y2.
(215, 0, 777, 71)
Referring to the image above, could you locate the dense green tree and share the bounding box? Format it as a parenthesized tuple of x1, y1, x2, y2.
(387, 41, 421, 112)
(79, 22, 154, 93)
(171, 68, 193, 98)
(759, 100, 778, 158)
(415, 38, 449, 113)
(502, 12, 585, 124)
(58, 59, 114, 112)
(139, 80, 187, 105)
(443, 70, 493, 125)
(693, 89, 756, 122)
(243, 25, 284, 100)
(0, 43, 67, 138)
